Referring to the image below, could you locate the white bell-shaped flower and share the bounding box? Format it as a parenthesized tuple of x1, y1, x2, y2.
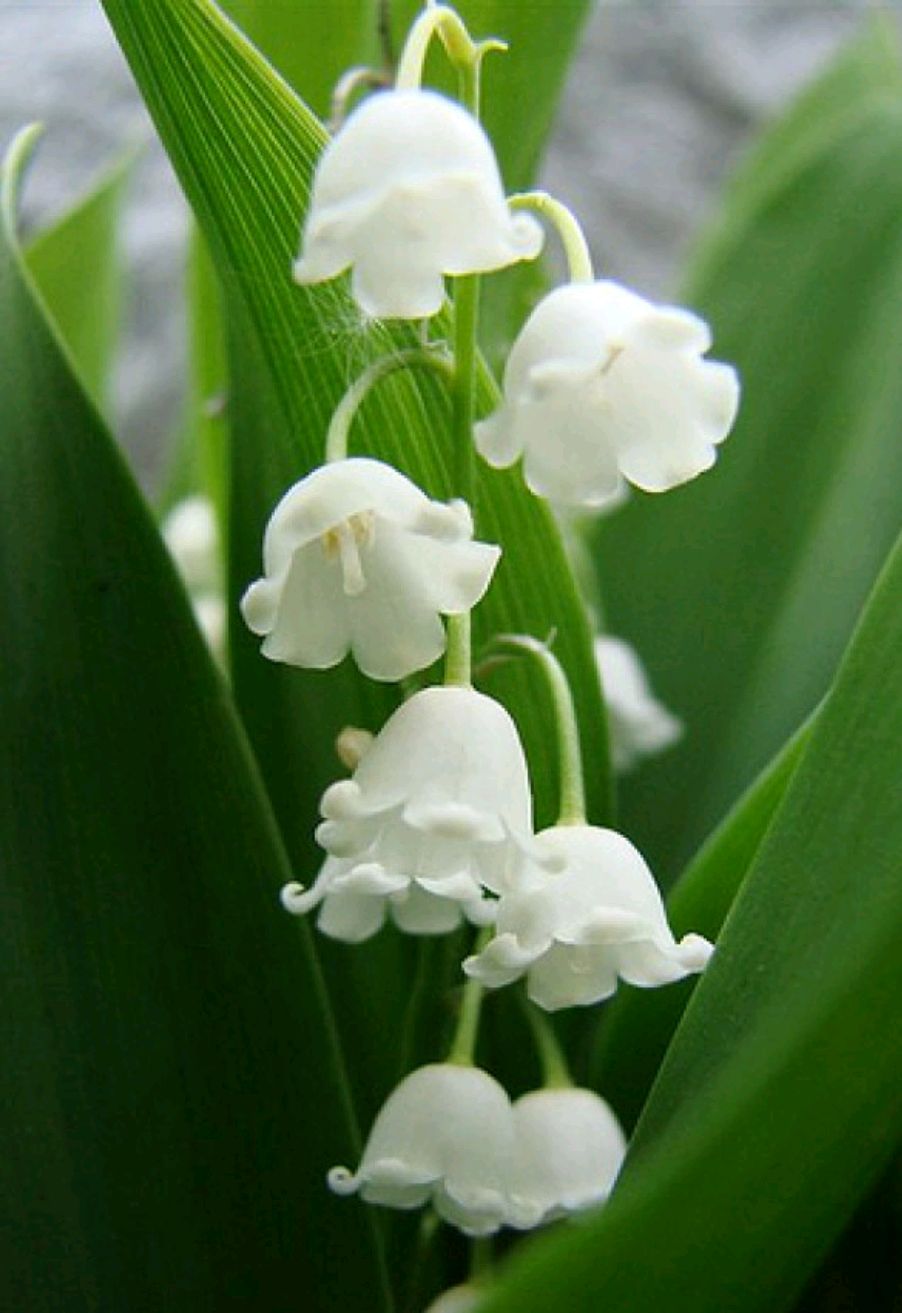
(328, 1064, 517, 1236)
(506, 1087, 626, 1228)
(241, 458, 500, 682)
(596, 636, 682, 773)
(475, 280, 740, 508)
(293, 89, 543, 319)
(282, 685, 533, 942)
(464, 825, 713, 1010)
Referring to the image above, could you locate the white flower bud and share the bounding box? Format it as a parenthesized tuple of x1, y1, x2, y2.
(595, 635, 682, 773)
(282, 686, 533, 942)
(162, 495, 221, 594)
(241, 458, 500, 683)
(475, 280, 739, 508)
(506, 1087, 626, 1227)
(335, 725, 374, 770)
(328, 1064, 518, 1236)
(464, 825, 713, 1010)
(162, 496, 226, 662)
(294, 89, 543, 319)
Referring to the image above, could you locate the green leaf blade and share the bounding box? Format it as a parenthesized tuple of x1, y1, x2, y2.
(594, 23, 902, 874)
(481, 524, 902, 1313)
(24, 148, 132, 413)
(591, 715, 812, 1128)
(0, 127, 389, 1313)
(99, 0, 611, 863)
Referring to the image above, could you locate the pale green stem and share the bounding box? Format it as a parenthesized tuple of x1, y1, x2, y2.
(509, 190, 594, 283)
(443, 41, 488, 689)
(520, 994, 573, 1089)
(453, 273, 479, 506)
(329, 66, 388, 131)
(493, 634, 587, 826)
(324, 348, 453, 463)
(444, 611, 472, 687)
(395, 2, 505, 91)
(447, 927, 491, 1065)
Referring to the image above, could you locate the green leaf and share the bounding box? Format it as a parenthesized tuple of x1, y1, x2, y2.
(223, 0, 379, 118)
(591, 715, 812, 1127)
(100, 0, 610, 1081)
(159, 226, 229, 518)
(593, 21, 902, 874)
(481, 525, 902, 1313)
(24, 149, 132, 414)
(0, 127, 389, 1313)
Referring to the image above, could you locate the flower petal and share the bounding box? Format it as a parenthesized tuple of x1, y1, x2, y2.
(256, 546, 351, 669)
(390, 883, 464, 935)
(317, 887, 387, 943)
(526, 942, 619, 1011)
(463, 931, 545, 990)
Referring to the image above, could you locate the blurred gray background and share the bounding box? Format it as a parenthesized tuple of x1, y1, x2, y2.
(0, 0, 892, 486)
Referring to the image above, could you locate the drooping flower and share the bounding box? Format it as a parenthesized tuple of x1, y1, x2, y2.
(595, 635, 682, 773)
(328, 1064, 519, 1236)
(506, 1087, 626, 1227)
(464, 825, 713, 1010)
(241, 458, 500, 683)
(474, 280, 740, 508)
(293, 89, 543, 319)
(162, 495, 226, 659)
(281, 685, 533, 941)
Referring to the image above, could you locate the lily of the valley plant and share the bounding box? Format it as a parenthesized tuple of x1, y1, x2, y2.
(219, 1, 734, 1302)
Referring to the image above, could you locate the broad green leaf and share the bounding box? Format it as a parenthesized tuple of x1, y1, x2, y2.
(590, 716, 812, 1127)
(159, 226, 230, 520)
(594, 22, 902, 875)
(100, 0, 611, 1118)
(481, 526, 902, 1313)
(24, 149, 131, 414)
(0, 127, 389, 1313)
(223, 0, 378, 118)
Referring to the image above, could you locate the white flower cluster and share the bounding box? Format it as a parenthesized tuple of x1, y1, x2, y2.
(329, 1065, 626, 1236)
(233, 0, 736, 1263)
(283, 684, 711, 1004)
